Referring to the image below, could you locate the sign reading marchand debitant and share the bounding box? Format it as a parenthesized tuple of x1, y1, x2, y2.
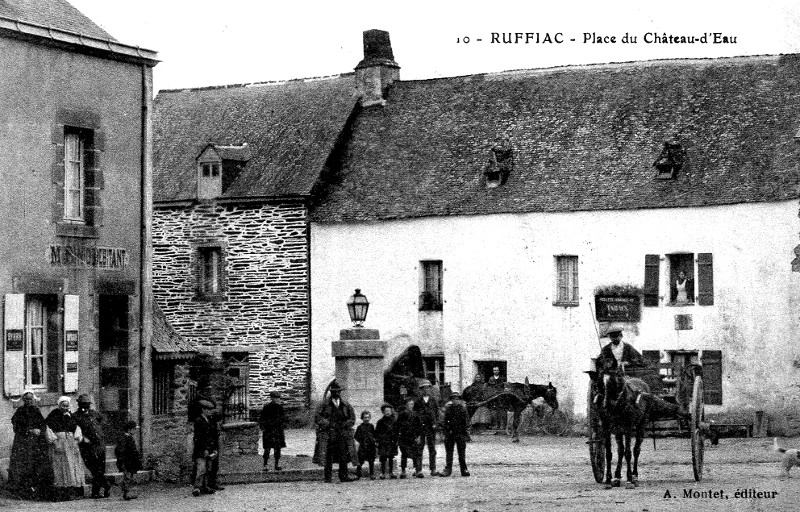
(49, 244, 128, 271)
(595, 295, 641, 322)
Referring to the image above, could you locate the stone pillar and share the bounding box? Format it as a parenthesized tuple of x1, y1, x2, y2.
(331, 328, 387, 420)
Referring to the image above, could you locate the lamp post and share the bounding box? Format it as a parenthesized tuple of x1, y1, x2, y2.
(347, 288, 370, 327)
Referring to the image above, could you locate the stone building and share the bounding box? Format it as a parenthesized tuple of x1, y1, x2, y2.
(151, 74, 357, 414)
(308, 36, 800, 432)
(0, 0, 157, 474)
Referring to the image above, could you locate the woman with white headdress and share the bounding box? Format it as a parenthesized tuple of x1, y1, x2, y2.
(9, 390, 53, 499)
(45, 396, 85, 501)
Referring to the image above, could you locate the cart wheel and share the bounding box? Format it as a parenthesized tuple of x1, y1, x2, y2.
(690, 375, 705, 481)
(587, 383, 605, 483)
(543, 409, 570, 436)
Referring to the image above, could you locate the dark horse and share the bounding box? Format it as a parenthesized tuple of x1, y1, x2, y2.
(595, 365, 693, 488)
(462, 378, 559, 443)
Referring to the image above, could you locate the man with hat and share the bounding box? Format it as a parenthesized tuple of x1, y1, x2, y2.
(192, 399, 220, 496)
(414, 379, 440, 476)
(597, 325, 645, 372)
(259, 391, 287, 471)
(75, 393, 111, 498)
(314, 380, 357, 483)
(440, 392, 470, 477)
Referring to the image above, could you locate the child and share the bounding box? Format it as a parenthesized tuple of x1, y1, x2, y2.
(441, 392, 471, 477)
(115, 420, 142, 500)
(396, 397, 424, 478)
(259, 391, 286, 471)
(374, 404, 398, 479)
(353, 411, 376, 480)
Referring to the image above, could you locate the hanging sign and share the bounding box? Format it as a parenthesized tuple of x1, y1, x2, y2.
(595, 295, 641, 322)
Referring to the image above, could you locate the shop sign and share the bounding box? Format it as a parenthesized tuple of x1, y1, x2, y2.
(49, 244, 128, 271)
(5, 330, 23, 351)
(595, 295, 641, 322)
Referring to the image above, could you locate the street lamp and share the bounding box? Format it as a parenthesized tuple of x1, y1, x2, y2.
(347, 288, 369, 327)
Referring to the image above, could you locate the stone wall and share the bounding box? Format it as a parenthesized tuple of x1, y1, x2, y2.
(148, 363, 192, 482)
(152, 201, 310, 409)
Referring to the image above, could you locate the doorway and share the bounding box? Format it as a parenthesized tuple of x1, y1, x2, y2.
(98, 295, 130, 443)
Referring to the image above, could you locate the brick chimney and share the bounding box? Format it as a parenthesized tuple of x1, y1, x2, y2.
(355, 29, 400, 107)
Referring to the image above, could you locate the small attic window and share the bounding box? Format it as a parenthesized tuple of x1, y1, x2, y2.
(195, 143, 251, 200)
(483, 137, 514, 188)
(653, 140, 686, 180)
(201, 163, 221, 177)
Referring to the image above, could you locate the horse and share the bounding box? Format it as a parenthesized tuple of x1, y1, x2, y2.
(462, 378, 559, 443)
(594, 364, 693, 489)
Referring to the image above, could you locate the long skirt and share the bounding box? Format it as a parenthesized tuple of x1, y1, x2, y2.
(8, 435, 53, 494)
(49, 432, 84, 488)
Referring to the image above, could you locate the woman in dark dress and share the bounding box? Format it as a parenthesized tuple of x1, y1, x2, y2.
(8, 391, 53, 499)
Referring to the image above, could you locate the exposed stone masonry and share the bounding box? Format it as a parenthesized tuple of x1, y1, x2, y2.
(152, 201, 310, 409)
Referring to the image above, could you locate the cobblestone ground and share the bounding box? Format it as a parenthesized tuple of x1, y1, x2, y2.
(4, 434, 798, 511)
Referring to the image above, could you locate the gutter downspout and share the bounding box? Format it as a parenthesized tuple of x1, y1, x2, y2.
(139, 63, 154, 453)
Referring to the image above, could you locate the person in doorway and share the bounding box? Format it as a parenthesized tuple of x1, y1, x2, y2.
(487, 366, 504, 387)
(414, 379, 440, 476)
(486, 366, 506, 430)
(191, 400, 220, 497)
(314, 381, 357, 483)
(259, 391, 287, 471)
(8, 390, 52, 500)
(671, 270, 694, 305)
(75, 394, 111, 499)
(46, 396, 85, 501)
(115, 420, 142, 500)
(440, 392, 471, 477)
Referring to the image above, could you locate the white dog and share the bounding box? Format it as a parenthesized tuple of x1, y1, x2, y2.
(773, 438, 800, 477)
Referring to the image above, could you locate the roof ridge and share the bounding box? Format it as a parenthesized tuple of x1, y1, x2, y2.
(394, 53, 784, 85)
(158, 72, 356, 94)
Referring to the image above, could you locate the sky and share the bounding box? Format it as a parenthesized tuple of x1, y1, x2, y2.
(68, 0, 800, 94)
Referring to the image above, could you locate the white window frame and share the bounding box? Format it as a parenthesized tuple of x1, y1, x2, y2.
(198, 246, 223, 297)
(24, 297, 47, 390)
(419, 260, 443, 311)
(64, 130, 84, 222)
(554, 255, 579, 306)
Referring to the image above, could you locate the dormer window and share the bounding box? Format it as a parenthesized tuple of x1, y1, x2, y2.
(483, 136, 514, 189)
(653, 139, 686, 180)
(195, 143, 250, 200)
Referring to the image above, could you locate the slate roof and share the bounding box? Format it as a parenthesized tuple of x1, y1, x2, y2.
(153, 75, 358, 202)
(152, 302, 196, 359)
(310, 54, 800, 222)
(0, 0, 115, 40)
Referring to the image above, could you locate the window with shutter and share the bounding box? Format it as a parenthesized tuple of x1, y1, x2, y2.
(554, 255, 579, 305)
(643, 254, 660, 307)
(701, 350, 722, 405)
(419, 260, 443, 311)
(697, 253, 714, 306)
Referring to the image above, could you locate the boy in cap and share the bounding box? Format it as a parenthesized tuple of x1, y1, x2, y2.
(75, 394, 111, 498)
(396, 397, 424, 478)
(440, 392, 470, 477)
(374, 403, 398, 479)
(115, 420, 142, 500)
(192, 399, 220, 496)
(414, 379, 440, 475)
(259, 391, 287, 471)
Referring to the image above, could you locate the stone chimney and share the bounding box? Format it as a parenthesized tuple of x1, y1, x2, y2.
(355, 29, 400, 107)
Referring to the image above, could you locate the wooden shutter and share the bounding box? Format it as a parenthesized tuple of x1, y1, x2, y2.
(4, 294, 25, 397)
(701, 350, 722, 405)
(697, 253, 714, 306)
(643, 255, 660, 307)
(63, 294, 79, 393)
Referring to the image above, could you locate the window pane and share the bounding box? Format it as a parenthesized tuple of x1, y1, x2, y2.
(25, 299, 46, 388)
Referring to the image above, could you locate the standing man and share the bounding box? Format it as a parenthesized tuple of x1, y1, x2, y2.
(314, 381, 357, 483)
(440, 392, 471, 477)
(487, 366, 504, 387)
(414, 379, 440, 476)
(75, 394, 111, 499)
(191, 400, 220, 497)
(486, 366, 505, 430)
(259, 391, 286, 471)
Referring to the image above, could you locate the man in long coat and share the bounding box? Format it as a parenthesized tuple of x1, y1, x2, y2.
(440, 392, 471, 477)
(259, 391, 286, 470)
(75, 394, 111, 498)
(191, 400, 220, 496)
(414, 379, 440, 476)
(314, 381, 357, 482)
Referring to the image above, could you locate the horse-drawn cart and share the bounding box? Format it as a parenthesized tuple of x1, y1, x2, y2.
(586, 358, 708, 486)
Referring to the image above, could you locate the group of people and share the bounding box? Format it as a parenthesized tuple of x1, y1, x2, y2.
(314, 379, 471, 483)
(8, 392, 141, 502)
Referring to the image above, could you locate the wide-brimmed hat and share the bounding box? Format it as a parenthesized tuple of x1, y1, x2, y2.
(270, 391, 281, 399)
(380, 403, 394, 412)
(77, 394, 92, 404)
(329, 381, 343, 392)
(418, 379, 432, 388)
(602, 323, 626, 338)
(198, 399, 215, 410)
(450, 392, 461, 400)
